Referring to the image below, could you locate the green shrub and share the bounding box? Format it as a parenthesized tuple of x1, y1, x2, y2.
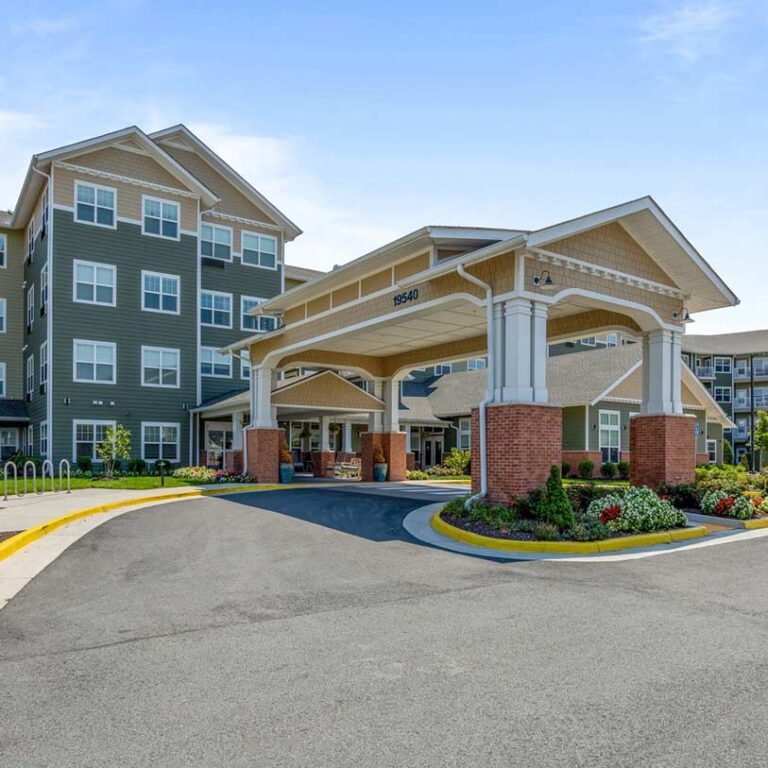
(695, 465, 750, 495)
(406, 470, 429, 480)
(617, 461, 630, 480)
(577, 459, 594, 479)
(443, 448, 471, 476)
(569, 516, 612, 541)
(659, 483, 698, 509)
(536, 465, 576, 531)
(469, 503, 516, 528)
(561, 462, 571, 479)
(740, 454, 750, 469)
(534, 521, 560, 541)
(8, 454, 42, 470)
(172, 466, 219, 483)
(586, 487, 686, 533)
(601, 461, 617, 479)
(76, 455, 93, 472)
(127, 458, 147, 474)
(442, 495, 469, 517)
(566, 483, 597, 514)
(732, 496, 755, 520)
(723, 438, 734, 466)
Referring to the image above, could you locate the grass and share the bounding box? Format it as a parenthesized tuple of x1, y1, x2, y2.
(563, 478, 629, 488)
(2, 475, 205, 495)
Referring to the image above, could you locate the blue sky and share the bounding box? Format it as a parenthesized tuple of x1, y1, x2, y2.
(3, 0, 766, 333)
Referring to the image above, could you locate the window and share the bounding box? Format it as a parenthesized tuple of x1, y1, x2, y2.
(0, 234, 6, 268)
(736, 417, 749, 439)
(73, 420, 115, 461)
(242, 232, 277, 269)
(142, 346, 180, 388)
(200, 347, 231, 378)
(735, 358, 750, 377)
(26, 286, 34, 329)
(142, 271, 179, 314)
(466, 359, 486, 370)
(714, 386, 732, 403)
(73, 340, 116, 383)
(581, 336, 596, 347)
(0, 298, 5, 333)
(434, 363, 452, 375)
(26, 355, 34, 399)
(240, 351, 251, 380)
(26, 425, 33, 455)
(200, 223, 232, 261)
(41, 263, 48, 311)
(201, 290, 232, 327)
(41, 189, 49, 237)
(74, 260, 116, 306)
(241, 296, 277, 332)
(75, 182, 116, 228)
(458, 418, 471, 450)
(682, 353, 690, 367)
(707, 439, 717, 464)
(40, 341, 48, 387)
(0, 427, 17, 459)
(599, 410, 620, 464)
(142, 196, 179, 239)
(714, 357, 731, 374)
(27, 216, 35, 259)
(40, 421, 48, 457)
(0, 363, 4, 397)
(142, 422, 179, 462)
(606, 333, 618, 347)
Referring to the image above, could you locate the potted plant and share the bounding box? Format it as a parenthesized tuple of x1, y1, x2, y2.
(373, 446, 388, 482)
(279, 441, 294, 484)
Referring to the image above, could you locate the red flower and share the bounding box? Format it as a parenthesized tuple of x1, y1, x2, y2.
(599, 504, 622, 524)
(713, 497, 735, 516)
(753, 497, 763, 508)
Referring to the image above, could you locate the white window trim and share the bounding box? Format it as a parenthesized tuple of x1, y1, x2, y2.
(240, 295, 277, 332)
(581, 336, 597, 347)
(72, 259, 117, 307)
(0, 298, 6, 334)
(200, 289, 233, 329)
(141, 422, 181, 462)
(714, 386, 732, 403)
(40, 420, 48, 458)
(40, 341, 48, 385)
(200, 346, 232, 378)
(27, 216, 35, 258)
(141, 194, 181, 241)
(714, 356, 732, 373)
(0, 233, 6, 268)
(26, 424, 33, 455)
(141, 345, 181, 389)
(74, 180, 117, 229)
(141, 270, 181, 315)
(41, 262, 48, 309)
(241, 230, 278, 270)
(707, 439, 717, 464)
(599, 409, 621, 462)
(26, 354, 35, 398)
(200, 222, 233, 263)
(0, 362, 5, 398)
(458, 418, 471, 450)
(26, 286, 35, 329)
(72, 339, 117, 385)
(72, 419, 117, 462)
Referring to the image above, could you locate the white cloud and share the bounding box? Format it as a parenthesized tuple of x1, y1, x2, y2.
(638, 3, 737, 60)
(10, 16, 80, 36)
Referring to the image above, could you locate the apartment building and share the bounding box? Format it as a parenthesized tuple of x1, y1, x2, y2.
(0, 125, 320, 465)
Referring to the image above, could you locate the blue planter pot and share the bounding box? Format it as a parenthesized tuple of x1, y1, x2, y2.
(279, 464, 294, 484)
(373, 463, 388, 482)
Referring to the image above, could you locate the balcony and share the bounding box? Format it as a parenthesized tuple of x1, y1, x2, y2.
(696, 366, 714, 379)
(733, 398, 751, 411)
(734, 369, 751, 380)
(754, 365, 768, 379)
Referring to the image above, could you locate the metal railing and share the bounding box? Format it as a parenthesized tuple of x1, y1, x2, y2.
(696, 366, 714, 378)
(3, 459, 70, 501)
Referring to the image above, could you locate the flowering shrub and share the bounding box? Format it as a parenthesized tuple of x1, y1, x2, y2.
(713, 497, 735, 516)
(695, 466, 751, 495)
(700, 489, 757, 519)
(171, 467, 252, 484)
(731, 496, 755, 520)
(586, 487, 687, 533)
(700, 489, 731, 515)
(752, 497, 768, 515)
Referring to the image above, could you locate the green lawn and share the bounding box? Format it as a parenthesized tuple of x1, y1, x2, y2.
(2, 475, 204, 495)
(563, 478, 629, 488)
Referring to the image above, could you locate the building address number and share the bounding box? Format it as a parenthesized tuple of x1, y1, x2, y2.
(393, 288, 420, 307)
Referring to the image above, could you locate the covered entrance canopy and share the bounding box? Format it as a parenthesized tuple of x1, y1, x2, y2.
(228, 197, 737, 497)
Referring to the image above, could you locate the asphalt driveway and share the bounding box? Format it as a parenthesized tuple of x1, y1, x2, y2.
(1, 485, 768, 767)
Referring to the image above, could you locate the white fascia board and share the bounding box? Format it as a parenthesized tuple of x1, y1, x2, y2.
(589, 360, 643, 406)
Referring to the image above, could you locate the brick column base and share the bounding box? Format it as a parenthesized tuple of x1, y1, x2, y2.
(312, 451, 337, 478)
(630, 414, 695, 488)
(224, 450, 243, 475)
(361, 432, 407, 481)
(471, 403, 562, 504)
(245, 428, 283, 483)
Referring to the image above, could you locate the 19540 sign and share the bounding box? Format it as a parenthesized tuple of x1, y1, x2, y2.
(393, 288, 419, 307)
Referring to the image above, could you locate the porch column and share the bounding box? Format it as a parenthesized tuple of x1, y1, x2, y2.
(382, 378, 400, 433)
(342, 422, 353, 453)
(245, 365, 282, 482)
(368, 379, 384, 433)
(631, 328, 695, 488)
(228, 411, 245, 474)
(312, 415, 336, 478)
(361, 377, 406, 482)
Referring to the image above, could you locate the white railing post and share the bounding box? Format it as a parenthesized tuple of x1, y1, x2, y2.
(23, 460, 38, 496)
(3, 461, 19, 500)
(58, 459, 71, 493)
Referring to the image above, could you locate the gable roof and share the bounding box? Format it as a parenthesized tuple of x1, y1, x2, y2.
(285, 264, 325, 283)
(271, 370, 384, 411)
(149, 124, 302, 241)
(682, 330, 768, 356)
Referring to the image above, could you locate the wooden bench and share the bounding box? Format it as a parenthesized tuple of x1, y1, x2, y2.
(332, 458, 361, 479)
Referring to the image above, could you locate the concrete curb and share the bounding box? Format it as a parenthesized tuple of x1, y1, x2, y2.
(686, 511, 768, 530)
(431, 510, 708, 555)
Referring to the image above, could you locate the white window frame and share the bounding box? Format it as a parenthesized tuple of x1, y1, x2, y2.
(434, 363, 452, 375)
(466, 358, 486, 370)
(26, 424, 33, 455)
(200, 222, 233, 262)
(240, 296, 277, 332)
(73, 259, 117, 307)
(141, 270, 180, 315)
(581, 336, 597, 347)
(0, 362, 5, 398)
(40, 420, 48, 458)
(40, 341, 48, 386)
(606, 333, 618, 347)
(41, 262, 48, 310)
(200, 289, 233, 328)
(27, 216, 35, 259)
(599, 409, 621, 464)
(241, 231, 278, 270)
(0, 233, 6, 268)
(72, 419, 116, 462)
(707, 439, 717, 464)
(714, 386, 732, 404)
(458, 418, 471, 450)
(74, 180, 117, 229)
(141, 195, 180, 241)
(141, 422, 180, 462)
(714, 356, 732, 374)
(26, 355, 35, 399)
(0, 298, 6, 334)
(240, 351, 251, 380)
(141, 346, 181, 389)
(26, 286, 35, 329)
(73, 339, 117, 384)
(200, 346, 232, 378)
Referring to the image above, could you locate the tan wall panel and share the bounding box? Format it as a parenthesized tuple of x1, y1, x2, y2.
(284, 305, 306, 325)
(609, 369, 643, 400)
(361, 268, 392, 296)
(331, 282, 360, 307)
(306, 294, 331, 318)
(272, 373, 384, 410)
(548, 309, 642, 340)
(394, 252, 430, 281)
(70, 146, 187, 190)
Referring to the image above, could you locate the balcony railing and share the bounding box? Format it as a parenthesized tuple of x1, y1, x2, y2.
(696, 366, 714, 378)
(734, 398, 751, 410)
(754, 366, 768, 379)
(734, 369, 751, 380)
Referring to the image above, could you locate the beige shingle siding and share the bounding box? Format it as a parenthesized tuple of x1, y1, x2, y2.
(68, 146, 188, 190)
(271, 372, 384, 410)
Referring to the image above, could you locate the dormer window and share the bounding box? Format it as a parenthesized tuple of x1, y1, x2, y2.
(75, 181, 116, 228)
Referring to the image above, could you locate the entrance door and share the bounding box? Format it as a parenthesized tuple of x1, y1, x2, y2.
(423, 436, 444, 468)
(205, 422, 233, 469)
(0, 428, 19, 461)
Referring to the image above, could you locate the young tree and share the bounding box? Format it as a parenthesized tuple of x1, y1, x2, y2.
(753, 410, 768, 471)
(96, 424, 132, 479)
(723, 437, 734, 466)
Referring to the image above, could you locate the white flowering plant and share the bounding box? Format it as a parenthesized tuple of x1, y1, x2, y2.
(700, 489, 731, 515)
(586, 486, 687, 534)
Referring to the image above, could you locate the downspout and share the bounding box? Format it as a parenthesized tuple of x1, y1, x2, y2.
(456, 264, 494, 509)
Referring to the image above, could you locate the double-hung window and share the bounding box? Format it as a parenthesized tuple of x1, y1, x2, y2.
(75, 182, 116, 228)
(142, 346, 180, 388)
(599, 410, 620, 464)
(707, 439, 717, 464)
(142, 196, 179, 239)
(240, 350, 251, 380)
(73, 340, 116, 384)
(41, 263, 48, 311)
(0, 298, 6, 333)
(200, 347, 231, 378)
(200, 223, 232, 261)
(26, 287, 34, 329)
(0, 233, 6, 268)
(40, 341, 48, 388)
(74, 420, 115, 461)
(0, 363, 5, 397)
(27, 217, 35, 260)
(74, 260, 116, 306)
(714, 357, 732, 374)
(714, 386, 732, 404)
(434, 363, 451, 375)
(458, 418, 471, 450)
(466, 358, 486, 370)
(241, 296, 277, 332)
(142, 423, 179, 462)
(26, 355, 35, 399)
(142, 271, 179, 314)
(242, 232, 277, 269)
(40, 421, 48, 457)
(201, 290, 232, 328)
(581, 336, 596, 347)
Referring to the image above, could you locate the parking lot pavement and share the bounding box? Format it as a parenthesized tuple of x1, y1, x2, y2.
(1, 487, 768, 767)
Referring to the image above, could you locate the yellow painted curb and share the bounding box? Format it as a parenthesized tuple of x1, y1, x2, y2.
(431, 511, 708, 555)
(742, 518, 768, 529)
(0, 483, 313, 564)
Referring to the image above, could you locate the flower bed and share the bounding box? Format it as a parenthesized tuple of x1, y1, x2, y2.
(171, 466, 252, 484)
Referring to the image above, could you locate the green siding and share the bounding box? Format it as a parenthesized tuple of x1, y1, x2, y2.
(562, 406, 586, 450)
(0, 227, 24, 399)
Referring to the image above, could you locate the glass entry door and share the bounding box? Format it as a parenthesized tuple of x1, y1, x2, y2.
(423, 436, 444, 468)
(205, 423, 233, 469)
(0, 428, 19, 461)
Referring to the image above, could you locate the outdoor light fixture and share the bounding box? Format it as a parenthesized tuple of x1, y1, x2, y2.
(672, 307, 694, 323)
(532, 270, 554, 288)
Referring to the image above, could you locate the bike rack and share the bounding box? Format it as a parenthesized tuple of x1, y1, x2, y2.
(23, 460, 37, 497)
(41, 460, 54, 494)
(3, 461, 20, 501)
(58, 459, 71, 494)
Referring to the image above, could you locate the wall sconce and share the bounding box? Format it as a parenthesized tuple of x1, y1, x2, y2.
(592, 424, 597, 431)
(532, 270, 554, 288)
(672, 307, 694, 323)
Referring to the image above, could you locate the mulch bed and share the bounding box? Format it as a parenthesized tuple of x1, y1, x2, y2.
(0, 531, 23, 544)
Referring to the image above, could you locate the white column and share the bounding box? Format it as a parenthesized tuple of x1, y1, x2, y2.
(250, 366, 275, 428)
(319, 415, 331, 451)
(492, 301, 505, 401)
(368, 379, 384, 433)
(531, 301, 549, 403)
(382, 378, 400, 433)
(231, 412, 244, 450)
(642, 329, 683, 415)
(502, 298, 532, 402)
(342, 422, 353, 452)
